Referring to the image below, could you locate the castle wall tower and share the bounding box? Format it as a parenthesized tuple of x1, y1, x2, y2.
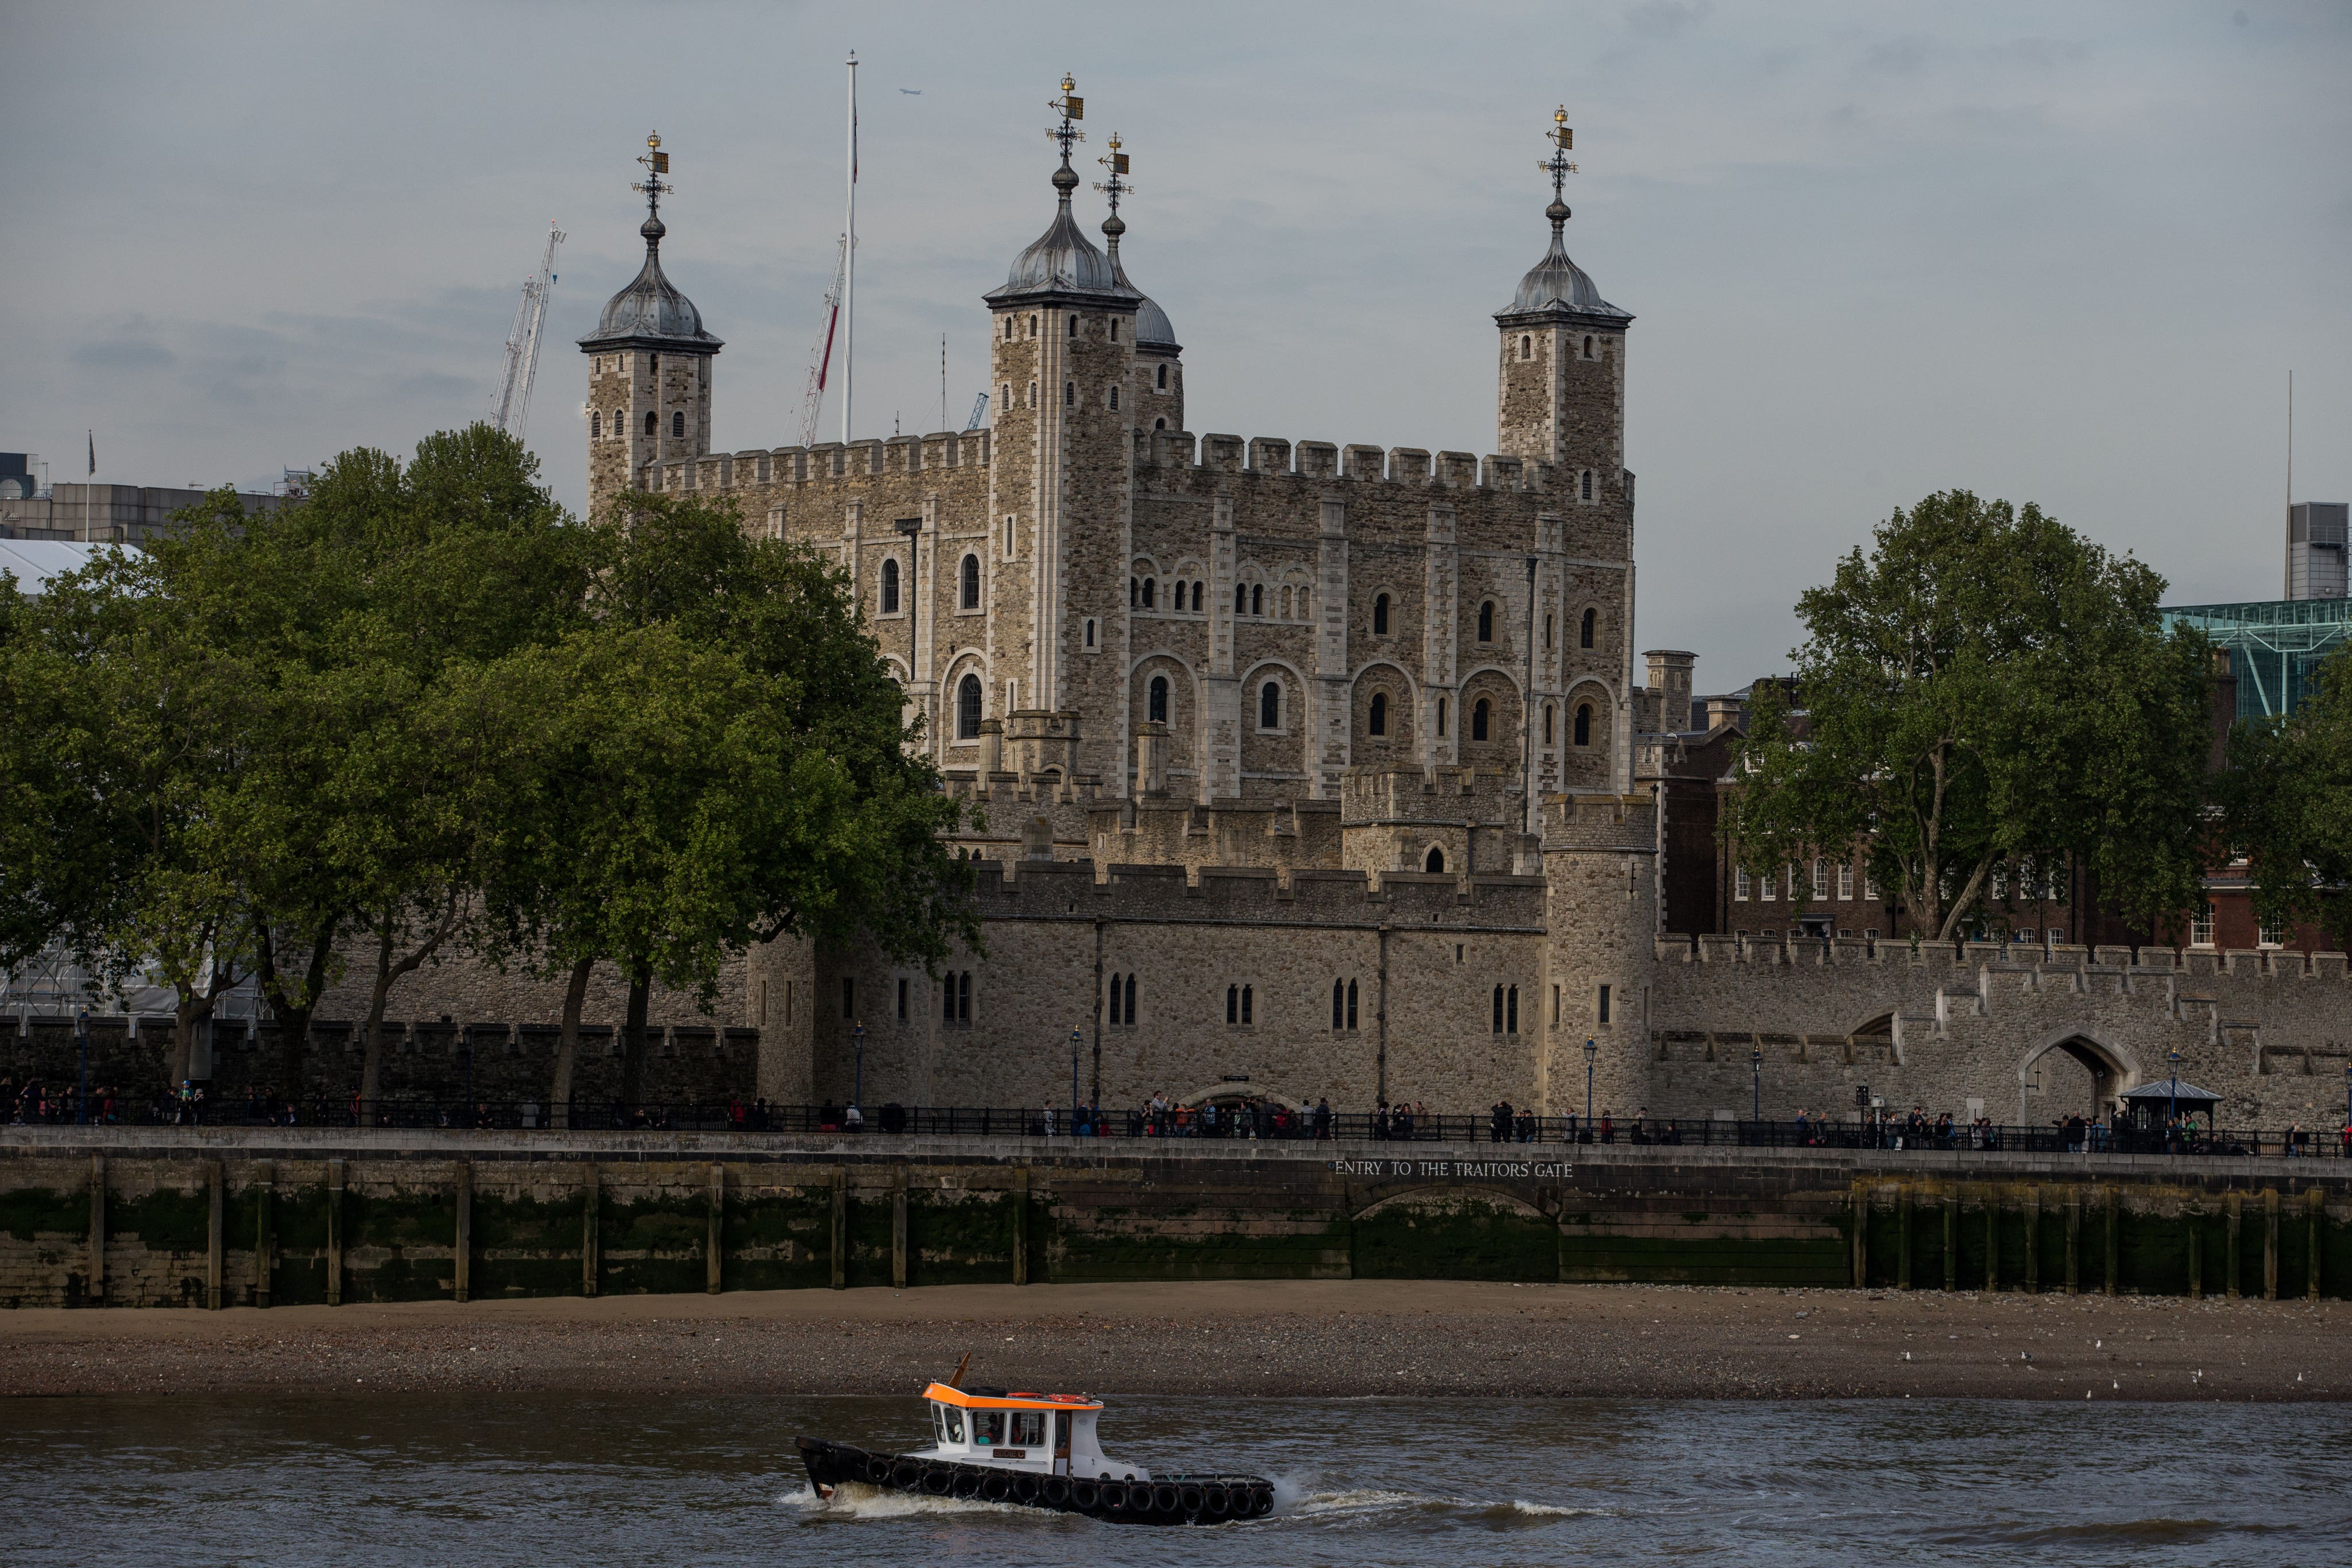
(579, 133, 723, 520)
(978, 81, 1142, 788)
(1542, 791, 1658, 1119)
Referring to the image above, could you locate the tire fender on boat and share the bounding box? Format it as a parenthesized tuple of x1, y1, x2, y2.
(1202, 1485, 1231, 1518)
(1250, 1485, 1275, 1517)
(921, 1461, 952, 1496)
(864, 1453, 892, 1484)
(1178, 1484, 1205, 1515)
(890, 1459, 922, 1488)
(1040, 1475, 1071, 1508)
(1070, 1480, 1100, 1510)
(1152, 1482, 1181, 1514)
(1012, 1473, 1041, 1504)
(1099, 1482, 1128, 1511)
(951, 1467, 981, 1499)
(979, 1471, 1010, 1502)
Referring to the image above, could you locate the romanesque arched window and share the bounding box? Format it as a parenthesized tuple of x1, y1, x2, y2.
(1123, 973, 1136, 1024)
(1154, 417, 1166, 431)
(1543, 703, 1555, 745)
(1520, 334, 1533, 361)
(1425, 846, 1445, 874)
(1259, 680, 1281, 729)
(1109, 385, 1119, 411)
(1372, 593, 1390, 635)
(645, 410, 657, 436)
(1436, 696, 1447, 738)
(957, 673, 982, 739)
(1068, 315, 1078, 337)
(1368, 692, 1387, 737)
(1142, 577, 1155, 609)
(1507, 985, 1519, 1034)
(1251, 584, 1264, 616)
(1235, 583, 1248, 616)
(672, 411, 684, 439)
(1580, 607, 1596, 648)
(1347, 978, 1359, 1029)
(1332, 980, 1346, 1031)
(1580, 469, 1594, 502)
(1583, 334, 1595, 359)
(1156, 363, 1167, 390)
(590, 411, 601, 439)
(1477, 601, 1495, 642)
(1574, 703, 1592, 746)
(879, 556, 899, 614)
(1472, 698, 1490, 741)
(1129, 577, 1139, 608)
(961, 554, 981, 609)
(1148, 675, 1168, 724)
(1492, 985, 1505, 1034)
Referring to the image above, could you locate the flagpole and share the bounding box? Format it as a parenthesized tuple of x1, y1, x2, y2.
(84, 429, 93, 543)
(843, 52, 857, 447)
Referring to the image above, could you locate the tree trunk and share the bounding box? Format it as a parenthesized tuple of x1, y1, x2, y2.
(359, 924, 396, 1118)
(550, 954, 594, 1130)
(621, 962, 652, 1108)
(171, 993, 211, 1085)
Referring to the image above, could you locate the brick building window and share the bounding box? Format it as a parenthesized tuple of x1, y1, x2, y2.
(1373, 593, 1390, 634)
(1758, 867, 1775, 901)
(2258, 913, 2285, 947)
(1864, 871, 1879, 901)
(1812, 860, 1829, 900)
(1735, 868, 1751, 901)
(1226, 984, 1252, 1025)
(1838, 864, 1854, 901)
(2189, 903, 2215, 947)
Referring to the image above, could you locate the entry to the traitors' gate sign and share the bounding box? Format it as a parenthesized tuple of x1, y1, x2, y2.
(1329, 1159, 1576, 1181)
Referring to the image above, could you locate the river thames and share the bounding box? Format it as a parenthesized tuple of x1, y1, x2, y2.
(3, 1391, 2345, 1565)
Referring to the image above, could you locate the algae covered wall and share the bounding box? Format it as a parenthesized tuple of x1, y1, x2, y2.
(0, 1132, 2345, 1308)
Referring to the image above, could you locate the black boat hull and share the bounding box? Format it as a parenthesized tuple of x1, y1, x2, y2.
(795, 1437, 1273, 1526)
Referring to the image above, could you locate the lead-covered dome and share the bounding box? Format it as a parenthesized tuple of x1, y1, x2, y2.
(579, 215, 723, 351)
(1496, 200, 1630, 324)
(986, 161, 1139, 307)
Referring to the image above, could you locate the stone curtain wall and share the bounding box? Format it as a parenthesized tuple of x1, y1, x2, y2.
(1648, 938, 2352, 1126)
(0, 1134, 2342, 1307)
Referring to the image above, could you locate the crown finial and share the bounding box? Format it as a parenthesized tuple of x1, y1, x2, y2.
(1095, 131, 1134, 247)
(1046, 73, 1086, 200)
(1538, 104, 1578, 233)
(632, 129, 675, 243)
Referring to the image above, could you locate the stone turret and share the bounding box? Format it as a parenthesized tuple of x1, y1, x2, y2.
(1543, 790, 1658, 1118)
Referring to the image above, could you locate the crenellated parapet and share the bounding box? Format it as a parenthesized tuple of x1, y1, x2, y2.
(962, 854, 1548, 930)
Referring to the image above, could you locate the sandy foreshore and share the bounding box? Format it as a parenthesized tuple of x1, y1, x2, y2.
(0, 1280, 2341, 1401)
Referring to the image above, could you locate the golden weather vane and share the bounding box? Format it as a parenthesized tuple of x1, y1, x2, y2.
(1047, 72, 1086, 158)
(1539, 104, 1579, 199)
(633, 130, 674, 220)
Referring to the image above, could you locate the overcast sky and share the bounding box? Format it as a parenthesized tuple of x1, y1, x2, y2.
(5, 1, 2346, 684)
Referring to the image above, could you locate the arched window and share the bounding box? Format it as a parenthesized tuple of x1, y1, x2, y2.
(1492, 985, 1505, 1034)
(1003, 516, 1015, 557)
(1580, 607, 1596, 648)
(1235, 584, 1248, 616)
(1129, 577, 1139, 607)
(1142, 577, 1155, 609)
(1372, 593, 1390, 635)
(1241, 985, 1252, 1024)
(1346, 978, 1359, 1029)
(960, 554, 981, 609)
(1259, 680, 1281, 729)
(1436, 696, 1448, 737)
(1123, 973, 1136, 1024)
(1425, 846, 1445, 874)
(1580, 469, 1593, 502)
(1472, 698, 1490, 741)
(1004, 317, 1014, 340)
(1109, 319, 1119, 342)
(1154, 417, 1166, 431)
(1583, 334, 1595, 359)
(1250, 584, 1264, 616)
(1545, 614, 1554, 649)
(1368, 692, 1387, 736)
(1084, 618, 1096, 648)
(644, 410, 658, 436)
(672, 411, 684, 439)
(1109, 973, 1123, 1026)
(1188, 582, 1201, 611)
(590, 411, 601, 438)
(879, 556, 900, 614)
(1063, 382, 1075, 406)
(957, 674, 983, 739)
(1574, 703, 1592, 746)
(1332, 979, 1345, 1031)
(1109, 385, 1119, 411)
(1227, 985, 1239, 1024)
(1520, 334, 1533, 361)
(1507, 985, 1519, 1034)
(1027, 382, 1037, 408)
(1148, 675, 1169, 723)
(1477, 601, 1494, 642)
(1156, 363, 1167, 390)
(1068, 315, 1078, 337)
(1542, 703, 1554, 745)
(1028, 313, 1038, 338)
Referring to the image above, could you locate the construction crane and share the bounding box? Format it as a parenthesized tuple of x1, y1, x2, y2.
(962, 392, 989, 431)
(490, 222, 564, 440)
(798, 233, 849, 448)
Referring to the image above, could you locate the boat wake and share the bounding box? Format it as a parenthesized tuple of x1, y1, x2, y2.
(1287, 1483, 1604, 1527)
(782, 1481, 1036, 1521)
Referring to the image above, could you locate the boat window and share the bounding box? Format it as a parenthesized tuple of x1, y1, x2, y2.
(974, 1410, 1007, 1447)
(935, 1404, 964, 1444)
(1010, 1411, 1045, 1446)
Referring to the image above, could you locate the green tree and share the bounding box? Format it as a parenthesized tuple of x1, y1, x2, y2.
(2225, 646, 2352, 949)
(1727, 491, 2214, 943)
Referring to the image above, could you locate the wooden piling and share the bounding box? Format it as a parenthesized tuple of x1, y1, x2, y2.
(326, 1159, 345, 1306)
(2102, 1186, 2118, 1297)
(87, 1155, 105, 1305)
(1012, 1166, 1030, 1287)
(253, 1160, 274, 1309)
(2226, 1191, 2242, 1299)
(452, 1161, 471, 1304)
(1983, 1187, 1999, 1294)
(2264, 1188, 2279, 1301)
(2310, 1189, 2326, 1301)
(2023, 1186, 2040, 1294)
(581, 1163, 600, 1298)
(205, 1160, 223, 1310)
(2187, 1197, 2202, 1299)
(707, 1164, 725, 1295)
(829, 1167, 847, 1289)
(2064, 1188, 2082, 1295)
(891, 1169, 908, 1290)
(1942, 1191, 1958, 1291)
(1897, 1184, 1913, 1291)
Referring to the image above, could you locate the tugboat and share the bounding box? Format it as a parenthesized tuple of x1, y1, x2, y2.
(796, 1357, 1275, 1526)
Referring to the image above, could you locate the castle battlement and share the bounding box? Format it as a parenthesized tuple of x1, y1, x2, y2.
(1136, 429, 1553, 495)
(645, 429, 994, 497)
(1658, 932, 2350, 987)
(965, 854, 1548, 928)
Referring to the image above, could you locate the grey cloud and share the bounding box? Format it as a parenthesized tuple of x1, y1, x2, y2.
(71, 337, 175, 370)
(1986, 37, 2092, 69)
(1865, 35, 1935, 74)
(1625, 0, 1711, 40)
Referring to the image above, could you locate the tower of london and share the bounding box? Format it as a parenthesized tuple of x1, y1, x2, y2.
(555, 92, 2346, 1130)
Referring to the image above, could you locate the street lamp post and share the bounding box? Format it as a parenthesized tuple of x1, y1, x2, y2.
(1583, 1037, 1597, 1130)
(75, 1010, 90, 1126)
(2167, 1047, 2182, 1139)
(462, 1024, 474, 1125)
(852, 1021, 865, 1111)
(1751, 1046, 1762, 1125)
(1070, 1029, 1081, 1133)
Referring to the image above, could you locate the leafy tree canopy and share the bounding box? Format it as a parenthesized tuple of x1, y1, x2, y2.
(2224, 646, 2352, 948)
(1726, 490, 2213, 943)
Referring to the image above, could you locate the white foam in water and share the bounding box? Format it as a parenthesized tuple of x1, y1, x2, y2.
(780, 1480, 1034, 1522)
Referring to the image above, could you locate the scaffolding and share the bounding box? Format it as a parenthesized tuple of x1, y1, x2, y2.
(2164, 597, 2352, 718)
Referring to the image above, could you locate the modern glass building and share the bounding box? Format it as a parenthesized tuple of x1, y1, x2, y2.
(2164, 597, 2352, 718)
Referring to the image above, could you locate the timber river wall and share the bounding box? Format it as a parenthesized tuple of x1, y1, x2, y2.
(0, 1129, 2343, 1310)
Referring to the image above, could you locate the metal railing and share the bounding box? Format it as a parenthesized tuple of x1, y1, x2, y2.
(11, 1092, 2349, 1157)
